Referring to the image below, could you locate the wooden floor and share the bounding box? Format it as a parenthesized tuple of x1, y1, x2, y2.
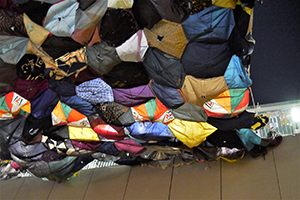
(0, 134, 299, 200)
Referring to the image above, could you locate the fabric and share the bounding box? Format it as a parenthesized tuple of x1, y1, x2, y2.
(51, 101, 90, 127)
(144, 19, 188, 58)
(150, 0, 188, 23)
(114, 139, 145, 156)
(113, 84, 155, 107)
(0, 92, 31, 119)
(143, 47, 186, 89)
(76, 78, 114, 105)
(16, 54, 45, 80)
(212, 0, 236, 8)
(126, 121, 175, 143)
(171, 102, 208, 122)
(116, 30, 148, 62)
(69, 126, 100, 141)
(131, 0, 161, 29)
(207, 110, 255, 131)
(85, 42, 122, 75)
(98, 8, 138, 47)
(181, 42, 232, 78)
(131, 98, 175, 124)
(30, 88, 59, 119)
(60, 95, 96, 117)
(11, 78, 48, 101)
(149, 81, 185, 109)
(168, 118, 217, 148)
(108, 0, 133, 8)
(236, 128, 262, 151)
(0, 9, 27, 37)
(224, 55, 252, 89)
(182, 5, 235, 43)
(181, 75, 228, 106)
(179, 0, 212, 15)
(0, 59, 17, 96)
(103, 62, 150, 88)
(203, 88, 249, 118)
(43, 0, 78, 37)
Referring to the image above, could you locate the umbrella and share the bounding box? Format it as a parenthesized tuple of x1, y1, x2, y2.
(181, 42, 232, 78)
(167, 118, 217, 148)
(203, 87, 250, 118)
(212, 0, 236, 9)
(0, 9, 28, 37)
(85, 41, 122, 75)
(108, 0, 134, 8)
(182, 5, 235, 43)
(75, 0, 108, 31)
(150, 0, 188, 23)
(180, 75, 228, 106)
(75, 78, 114, 105)
(143, 47, 186, 88)
(115, 30, 149, 62)
(113, 84, 155, 107)
(43, 0, 78, 37)
(98, 8, 139, 47)
(178, 0, 212, 15)
(16, 54, 46, 80)
(126, 121, 176, 143)
(224, 54, 252, 89)
(149, 81, 185, 109)
(0, 59, 17, 96)
(131, 0, 162, 29)
(0, 35, 28, 65)
(103, 61, 150, 88)
(68, 126, 100, 141)
(131, 98, 175, 124)
(143, 19, 188, 58)
(114, 139, 145, 156)
(170, 102, 208, 122)
(51, 101, 91, 127)
(0, 92, 31, 119)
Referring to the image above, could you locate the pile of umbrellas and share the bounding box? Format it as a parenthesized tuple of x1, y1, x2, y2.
(0, 0, 281, 182)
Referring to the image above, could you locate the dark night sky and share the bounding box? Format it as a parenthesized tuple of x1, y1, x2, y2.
(250, 0, 300, 105)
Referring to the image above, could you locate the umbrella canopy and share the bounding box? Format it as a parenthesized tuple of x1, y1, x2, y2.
(126, 121, 175, 143)
(75, 0, 108, 31)
(103, 61, 150, 88)
(114, 138, 145, 156)
(168, 119, 217, 148)
(203, 87, 250, 118)
(98, 8, 139, 47)
(113, 84, 155, 107)
(180, 75, 228, 106)
(0, 92, 31, 119)
(144, 19, 188, 58)
(85, 41, 122, 75)
(115, 30, 149, 62)
(143, 47, 186, 88)
(150, 0, 188, 23)
(178, 0, 212, 15)
(16, 54, 45, 80)
(149, 81, 185, 109)
(51, 101, 90, 127)
(182, 5, 235, 43)
(108, 0, 133, 8)
(131, 98, 175, 124)
(0, 35, 28, 65)
(224, 54, 252, 89)
(212, 0, 236, 9)
(181, 42, 232, 78)
(75, 78, 114, 105)
(0, 59, 17, 96)
(170, 102, 208, 122)
(43, 0, 78, 37)
(68, 126, 100, 141)
(0, 9, 28, 37)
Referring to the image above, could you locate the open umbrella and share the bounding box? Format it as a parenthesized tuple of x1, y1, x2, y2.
(182, 5, 235, 43)
(131, 98, 175, 124)
(170, 102, 208, 122)
(143, 47, 186, 88)
(43, 0, 78, 37)
(150, 0, 188, 23)
(0, 92, 31, 119)
(181, 42, 232, 78)
(180, 75, 228, 106)
(144, 19, 188, 58)
(168, 118, 217, 148)
(75, 0, 108, 31)
(203, 87, 250, 118)
(108, 0, 134, 8)
(51, 101, 90, 127)
(115, 30, 149, 62)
